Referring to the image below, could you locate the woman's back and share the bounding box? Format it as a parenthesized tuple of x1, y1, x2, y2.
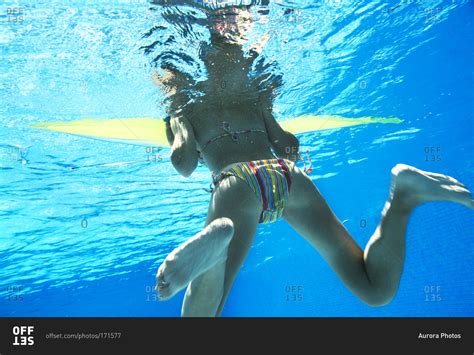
(166, 32, 278, 172)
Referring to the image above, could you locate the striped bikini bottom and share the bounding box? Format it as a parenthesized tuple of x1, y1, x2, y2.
(213, 159, 294, 224)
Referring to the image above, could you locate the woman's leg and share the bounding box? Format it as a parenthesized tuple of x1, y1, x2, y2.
(156, 217, 235, 301)
(179, 175, 261, 317)
(283, 164, 473, 306)
(182, 213, 259, 317)
(214, 210, 260, 316)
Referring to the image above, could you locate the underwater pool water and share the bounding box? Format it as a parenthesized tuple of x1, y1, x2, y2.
(0, 0, 473, 316)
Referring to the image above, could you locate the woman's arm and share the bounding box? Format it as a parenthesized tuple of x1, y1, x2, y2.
(152, 70, 198, 176)
(165, 117, 175, 146)
(169, 116, 199, 177)
(261, 106, 300, 161)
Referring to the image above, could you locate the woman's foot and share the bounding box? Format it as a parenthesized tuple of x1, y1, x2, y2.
(156, 217, 234, 301)
(390, 164, 473, 210)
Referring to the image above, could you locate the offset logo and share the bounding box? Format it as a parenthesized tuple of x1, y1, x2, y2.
(12, 326, 34, 346)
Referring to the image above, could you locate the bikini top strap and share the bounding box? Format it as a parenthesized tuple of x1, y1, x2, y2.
(199, 121, 267, 152)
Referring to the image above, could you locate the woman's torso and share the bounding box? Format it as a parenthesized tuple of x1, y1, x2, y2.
(170, 35, 278, 173)
(185, 96, 275, 173)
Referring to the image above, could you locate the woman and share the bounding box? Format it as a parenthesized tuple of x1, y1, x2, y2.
(154, 6, 473, 317)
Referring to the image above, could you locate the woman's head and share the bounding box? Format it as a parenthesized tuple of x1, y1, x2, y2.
(210, 6, 253, 41)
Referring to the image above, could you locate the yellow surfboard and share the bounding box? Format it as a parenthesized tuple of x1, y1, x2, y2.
(31, 115, 402, 147)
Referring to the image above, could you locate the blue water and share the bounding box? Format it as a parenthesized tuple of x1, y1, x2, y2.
(0, 1, 472, 316)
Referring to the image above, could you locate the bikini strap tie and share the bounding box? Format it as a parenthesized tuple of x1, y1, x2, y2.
(202, 182, 214, 194)
(300, 149, 313, 174)
(204, 170, 235, 194)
